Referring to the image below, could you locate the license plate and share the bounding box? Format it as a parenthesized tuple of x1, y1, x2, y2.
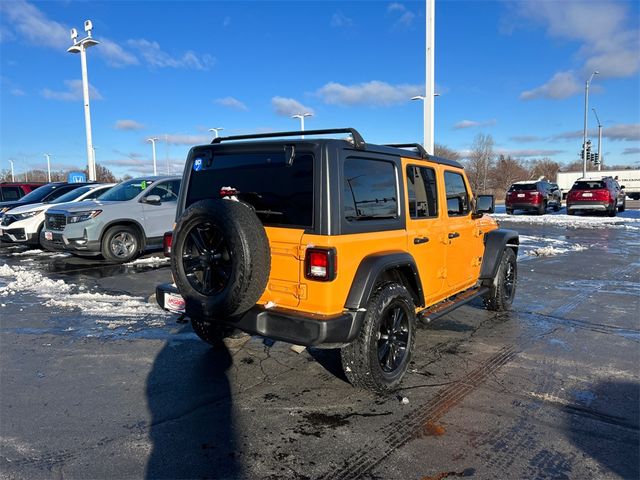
(44, 231, 53, 240)
(582, 192, 593, 197)
(517, 193, 525, 198)
(164, 292, 185, 312)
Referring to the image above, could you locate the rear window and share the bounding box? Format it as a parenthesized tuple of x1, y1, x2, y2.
(1, 186, 21, 201)
(572, 181, 606, 190)
(509, 183, 536, 191)
(187, 151, 314, 228)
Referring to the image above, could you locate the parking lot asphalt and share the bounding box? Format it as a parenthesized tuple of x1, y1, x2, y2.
(1, 211, 639, 479)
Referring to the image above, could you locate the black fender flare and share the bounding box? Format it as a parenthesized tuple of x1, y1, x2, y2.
(479, 229, 519, 282)
(344, 251, 424, 310)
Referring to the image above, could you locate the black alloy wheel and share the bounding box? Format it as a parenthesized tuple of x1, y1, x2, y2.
(182, 222, 233, 295)
(378, 304, 410, 373)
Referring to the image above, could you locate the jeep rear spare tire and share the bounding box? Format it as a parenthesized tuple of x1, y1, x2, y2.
(172, 199, 271, 319)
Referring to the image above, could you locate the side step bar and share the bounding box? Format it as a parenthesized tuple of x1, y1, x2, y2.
(419, 286, 489, 323)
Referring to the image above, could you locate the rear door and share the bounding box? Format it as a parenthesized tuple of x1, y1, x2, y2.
(404, 161, 446, 305)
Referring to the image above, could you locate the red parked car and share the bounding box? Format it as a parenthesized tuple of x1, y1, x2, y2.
(566, 177, 626, 216)
(505, 180, 562, 215)
(0, 182, 44, 202)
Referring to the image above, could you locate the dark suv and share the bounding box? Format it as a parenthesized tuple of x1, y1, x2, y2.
(155, 128, 519, 393)
(505, 180, 561, 215)
(566, 177, 626, 216)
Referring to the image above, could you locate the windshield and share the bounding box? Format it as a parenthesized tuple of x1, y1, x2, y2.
(16, 184, 61, 203)
(97, 179, 156, 202)
(187, 151, 314, 228)
(50, 186, 92, 204)
(509, 183, 536, 191)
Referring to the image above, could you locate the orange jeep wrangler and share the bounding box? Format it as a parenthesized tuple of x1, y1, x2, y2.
(157, 128, 519, 393)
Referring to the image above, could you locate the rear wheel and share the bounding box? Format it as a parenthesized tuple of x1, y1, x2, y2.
(537, 201, 547, 215)
(506, 208, 514, 215)
(608, 203, 617, 217)
(341, 282, 416, 394)
(101, 225, 140, 263)
(567, 208, 575, 216)
(483, 248, 517, 312)
(191, 317, 236, 346)
(553, 201, 560, 212)
(618, 198, 626, 212)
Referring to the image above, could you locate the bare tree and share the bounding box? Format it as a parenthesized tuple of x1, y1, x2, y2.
(529, 158, 561, 181)
(466, 133, 495, 194)
(492, 155, 529, 193)
(434, 144, 461, 160)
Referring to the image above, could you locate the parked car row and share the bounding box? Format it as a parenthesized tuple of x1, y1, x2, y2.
(0, 176, 181, 263)
(505, 176, 626, 216)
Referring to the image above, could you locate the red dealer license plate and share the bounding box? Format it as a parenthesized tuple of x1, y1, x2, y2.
(164, 292, 185, 313)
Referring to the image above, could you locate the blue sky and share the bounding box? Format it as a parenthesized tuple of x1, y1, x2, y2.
(1, 0, 639, 179)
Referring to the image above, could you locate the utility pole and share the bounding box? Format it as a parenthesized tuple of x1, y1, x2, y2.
(68, 21, 99, 181)
(592, 108, 603, 172)
(44, 153, 51, 182)
(9, 160, 14, 182)
(147, 137, 159, 175)
(582, 71, 598, 178)
(292, 113, 313, 139)
(424, 0, 435, 154)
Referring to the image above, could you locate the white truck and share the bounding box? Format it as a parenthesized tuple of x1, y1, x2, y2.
(556, 169, 640, 200)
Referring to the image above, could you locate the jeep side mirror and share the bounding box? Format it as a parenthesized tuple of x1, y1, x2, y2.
(476, 194, 495, 214)
(145, 194, 162, 205)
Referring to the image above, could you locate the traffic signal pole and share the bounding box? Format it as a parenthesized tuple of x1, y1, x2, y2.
(597, 123, 602, 171)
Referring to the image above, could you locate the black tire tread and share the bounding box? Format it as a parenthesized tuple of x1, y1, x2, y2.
(341, 282, 416, 394)
(101, 225, 140, 263)
(483, 248, 517, 312)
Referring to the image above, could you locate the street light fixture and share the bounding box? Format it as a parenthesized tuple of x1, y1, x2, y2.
(68, 20, 99, 182)
(592, 108, 603, 172)
(208, 127, 224, 139)
(147, 137, 159, 175)
(292, 113, 313, 138)
(582, 70, 599, 178)
(44, 153, 52, 182)
(411, 93, 440, 149)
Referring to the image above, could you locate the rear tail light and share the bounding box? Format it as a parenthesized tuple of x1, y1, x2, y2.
(163, 231, 173, 257)
(593, 189, 611, 202)
(305, 247, 337, 281)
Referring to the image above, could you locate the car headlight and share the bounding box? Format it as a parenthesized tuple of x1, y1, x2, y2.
(15, 210, 43, 220)
(67, 210, 102, 223)
(0, 207, 10, 213)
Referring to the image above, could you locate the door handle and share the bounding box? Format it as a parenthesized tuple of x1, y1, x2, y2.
(414, 236, 429, 245)
(448, 232, 460, 239)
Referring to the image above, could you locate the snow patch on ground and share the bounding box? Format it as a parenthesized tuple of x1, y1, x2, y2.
(493, 207, 640, 230)
(11, 249, 45, 256)
(0, 263, 168, 319)
(125, 256, 170, 266)
(528, 244, 588, 257)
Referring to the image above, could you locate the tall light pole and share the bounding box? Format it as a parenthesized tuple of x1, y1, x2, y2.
(208, 127, 224, 139)
(582, 70, 598, 178)
(147, 137, 159, 175)
(592, 108, 603, 172)
(411, 93, 440, 149)
(424, 0, 435, 155)
(68, 20, 99, 182)
(8, 160, 14, 182)
(292, 113, 313, 139)
(44, 153, 52, 182)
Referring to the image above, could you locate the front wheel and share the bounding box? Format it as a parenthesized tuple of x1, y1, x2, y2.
(101, 225, 140, 263)
(341, 282, 416, 394)
(483, 248, 517, 312)
(618, 198, 626, 212)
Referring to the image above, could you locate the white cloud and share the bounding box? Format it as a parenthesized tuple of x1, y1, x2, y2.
(10, 88, 25, 96)
(331, 11, 354, 28)
(453, 119, 497, 130)
(552, 124, 640, 142)
(512, 1, 639, 100)
(316, 80, 422, 106)
(41, 80, 103, 101)
(164, 134, 211, 145)
(387, 3, 406, 13)
(0, 0, 68, 49)
(520, 71, 582, 100)
(98, 39, 139, 67)
(115, 120, 145, 131)
(127, 39, 215, 70)
(271, 97, 314, 116)
(622, 147, 640, 156)
(497, 149, 564, 158)
(387, 3, 416, 28)
(215, 96, 248, 111)
(510, 135, 543, 143)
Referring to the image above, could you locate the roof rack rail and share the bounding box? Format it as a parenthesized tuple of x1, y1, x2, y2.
(384, 143, 428, 159)
(211, 128, 366, 149)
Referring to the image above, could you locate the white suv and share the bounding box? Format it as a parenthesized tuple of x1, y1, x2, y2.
(41, 176, 181, 263)
(0, 183, 114, 247)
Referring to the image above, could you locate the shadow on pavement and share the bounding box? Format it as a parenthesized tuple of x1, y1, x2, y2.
(564, 379, 639, 479)
(145, 326, 241, 479)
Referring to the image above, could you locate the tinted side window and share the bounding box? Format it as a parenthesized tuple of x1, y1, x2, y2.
(44, 185, 77, 202)
(406, 165, 438, 218)
(147, 180, 180, 202)
(444, 171, 470, 216)
(0, 187, 21, 201)
(344, 158, 397, 221)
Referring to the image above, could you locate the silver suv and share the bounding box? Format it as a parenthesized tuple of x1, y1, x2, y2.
(41, 176, 181, 263)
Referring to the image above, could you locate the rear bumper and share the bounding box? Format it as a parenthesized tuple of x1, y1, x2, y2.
(567, 201, 609, 211)
(505, 202, 540, 210)
(155, 283, 363, 347)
